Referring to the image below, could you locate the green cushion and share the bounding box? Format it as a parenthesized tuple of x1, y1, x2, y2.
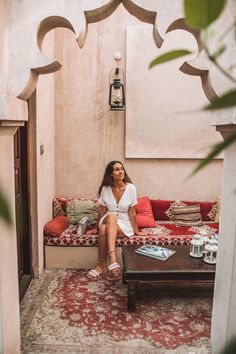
(66, 200, 96, 225)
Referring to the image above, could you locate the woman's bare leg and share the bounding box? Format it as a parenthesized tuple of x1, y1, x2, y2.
(89, 213, 124, 277)
(105, 214, 125, 265)
(98, 224, 107, 264)
(90, 224, 107, 275)
(105, 214, 118, 264)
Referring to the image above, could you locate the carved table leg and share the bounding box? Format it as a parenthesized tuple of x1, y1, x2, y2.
(127, 284, 136, 312)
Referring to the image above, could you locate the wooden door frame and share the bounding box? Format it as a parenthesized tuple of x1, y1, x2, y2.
(27, 90, 40, 277)
(14, 123, 33, 301)
(14, 89, 40, 300)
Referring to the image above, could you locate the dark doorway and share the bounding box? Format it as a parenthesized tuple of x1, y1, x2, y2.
(14, 123, 33, 302)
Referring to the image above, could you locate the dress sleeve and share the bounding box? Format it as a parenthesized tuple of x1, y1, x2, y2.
(98, 186, 107, 206)
(130, 184, 138, 207)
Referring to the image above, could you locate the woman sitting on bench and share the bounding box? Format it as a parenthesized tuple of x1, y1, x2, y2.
(88, 160, 146, 278)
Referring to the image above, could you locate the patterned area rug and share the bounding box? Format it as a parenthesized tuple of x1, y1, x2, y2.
(20, 269, 213, 354)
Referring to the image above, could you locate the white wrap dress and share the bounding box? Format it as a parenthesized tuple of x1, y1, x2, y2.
(98, 183, 138, 237)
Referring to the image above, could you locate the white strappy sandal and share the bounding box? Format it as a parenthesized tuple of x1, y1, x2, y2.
(87, 263, 106, 278)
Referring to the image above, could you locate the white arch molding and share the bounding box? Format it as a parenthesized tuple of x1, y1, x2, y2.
(12, 0, 221, 161)
(14, 0, 218, 102)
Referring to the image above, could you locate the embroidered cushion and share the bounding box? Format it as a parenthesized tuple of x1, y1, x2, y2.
(66, 199, 96, 225)
(172, 204, 203, 226)
(44, 215, 70, 237)
(135, 196, 156, 228)
(183, 200, 217, 221)
(53, 197, 100, 219)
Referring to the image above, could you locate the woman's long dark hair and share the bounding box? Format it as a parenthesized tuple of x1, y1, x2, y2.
(98, 160, 133, 196)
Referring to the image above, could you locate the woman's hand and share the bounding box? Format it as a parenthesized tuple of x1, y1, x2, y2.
(135, 229, 149, 236)
(86, 227, 98, 235)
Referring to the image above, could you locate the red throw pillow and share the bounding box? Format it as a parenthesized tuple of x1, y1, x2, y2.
(44, 215, 70, 237)
(150, 199, 175, 220)
(135, 196, 156, 228)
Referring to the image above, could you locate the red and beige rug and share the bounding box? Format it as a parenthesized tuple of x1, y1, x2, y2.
(20, 269, 213, 353)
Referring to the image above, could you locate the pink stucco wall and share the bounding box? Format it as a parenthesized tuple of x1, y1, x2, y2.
(53, 5, 223, 200)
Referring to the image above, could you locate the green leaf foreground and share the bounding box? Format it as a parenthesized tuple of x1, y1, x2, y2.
(184, 0, 226, 29)
(0, 188, 13, 225)
(204, 89, 236, 110)
(190, 131, 236, 176)
(149, 50, 192, 69)
(219, 336, 236, 354)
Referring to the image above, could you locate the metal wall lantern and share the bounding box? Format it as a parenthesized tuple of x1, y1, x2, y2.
(109, 53, 125, 111)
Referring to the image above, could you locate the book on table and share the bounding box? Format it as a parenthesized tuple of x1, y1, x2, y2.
(135, 244, 176, 261)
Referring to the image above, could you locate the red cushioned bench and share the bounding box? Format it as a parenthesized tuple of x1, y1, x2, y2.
(44, 197, 219, 269)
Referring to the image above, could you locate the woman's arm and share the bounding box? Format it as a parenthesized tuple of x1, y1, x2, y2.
(128, 206, 148, 236)
(97, 205, 107, 226)
(128, 206, 139, 234)
(128, 206, 140, 235)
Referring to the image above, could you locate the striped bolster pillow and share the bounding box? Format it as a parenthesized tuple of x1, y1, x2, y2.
(172, 205, 203, 226)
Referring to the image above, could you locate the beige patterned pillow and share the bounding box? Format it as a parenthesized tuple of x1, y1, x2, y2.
(165, 201, 187, 220)
(172, 204, 203, 226)
(66, 200, 96, 225)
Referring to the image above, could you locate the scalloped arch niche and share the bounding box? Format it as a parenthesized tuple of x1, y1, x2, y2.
(125, 25, 222, 158)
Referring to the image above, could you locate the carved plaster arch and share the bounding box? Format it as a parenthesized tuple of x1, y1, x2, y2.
(18, 0, 216, 103)
(18, 0, 157, 99)
(166, 18, 217, 102)
(20, 15, 85, 100)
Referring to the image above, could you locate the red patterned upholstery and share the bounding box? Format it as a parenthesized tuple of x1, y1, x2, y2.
(44, 197, 219, 247)
(150, 199, 217, 221)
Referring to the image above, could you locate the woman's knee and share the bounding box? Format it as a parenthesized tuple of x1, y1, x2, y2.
(106, 213, 117, 225)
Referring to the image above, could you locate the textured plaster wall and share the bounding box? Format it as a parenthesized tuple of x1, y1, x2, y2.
(126, 25, 223, 158)
(54, 5, 222, 200)
(36, 31, 55, 272)
(0, 0, 7, 95)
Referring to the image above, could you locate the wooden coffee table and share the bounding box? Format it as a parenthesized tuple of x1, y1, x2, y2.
(122, 245, 216, 312)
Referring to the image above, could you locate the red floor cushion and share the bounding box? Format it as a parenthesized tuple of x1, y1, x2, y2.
(44, 215, 70, 237)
